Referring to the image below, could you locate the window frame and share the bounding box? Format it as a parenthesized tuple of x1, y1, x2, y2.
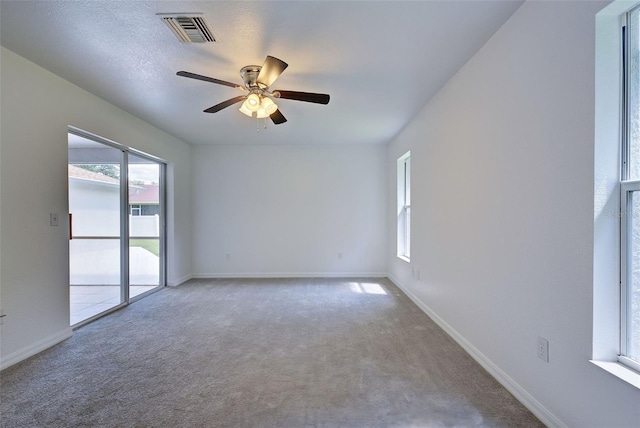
(619, 182, 640, 371)
(397, 151, 411, 261)
(619, 5, 640, 372)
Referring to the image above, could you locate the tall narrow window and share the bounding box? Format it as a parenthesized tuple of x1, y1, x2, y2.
(397, 151, 411, 260)
(620, 6, 640, 372)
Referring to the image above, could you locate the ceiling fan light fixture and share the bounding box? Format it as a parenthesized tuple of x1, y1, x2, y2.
(261, 97, 278, 115)
(239, 101, 254, 117)
(256, 107, 269, 119)
(246, 94, 261, 112)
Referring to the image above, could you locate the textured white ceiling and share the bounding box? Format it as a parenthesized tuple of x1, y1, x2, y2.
(0, 1, 523, 146)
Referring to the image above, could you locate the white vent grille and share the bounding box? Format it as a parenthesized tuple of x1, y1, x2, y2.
(160, 14, 215, 43)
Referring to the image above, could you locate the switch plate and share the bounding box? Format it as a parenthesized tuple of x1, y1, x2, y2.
(537, 336, 549, 362)
(50, 213, 59, 226)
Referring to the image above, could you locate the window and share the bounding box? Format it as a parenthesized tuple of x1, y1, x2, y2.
(397, 151, 411, 260)
(141, 205, 160, 216)
(130, 204, 160, 216)
(620, 5, 640, 372)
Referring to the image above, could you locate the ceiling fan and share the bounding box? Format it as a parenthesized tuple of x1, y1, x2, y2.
(177, 56, 330, 125)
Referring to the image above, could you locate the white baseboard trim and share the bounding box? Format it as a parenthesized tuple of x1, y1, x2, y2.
(192, 272, 388, 279)
(167, 274, 193, 286)
(1, 327, 73, 371)
(387, 275, 566, 428)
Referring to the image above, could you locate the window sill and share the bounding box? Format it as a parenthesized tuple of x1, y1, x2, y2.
(397, 255, 410, 263)
(590, 360, 640, 390)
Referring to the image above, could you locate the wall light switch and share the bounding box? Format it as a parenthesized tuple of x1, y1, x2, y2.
(50, 213, 59, 226)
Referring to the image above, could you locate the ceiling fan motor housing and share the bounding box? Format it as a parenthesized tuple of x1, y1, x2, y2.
(240, 65, 263, 89)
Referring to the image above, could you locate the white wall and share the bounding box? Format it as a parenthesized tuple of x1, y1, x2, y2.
(387, 1, 640, 427)
(191, 144, 386, 277)
(0, 47, 192, 368)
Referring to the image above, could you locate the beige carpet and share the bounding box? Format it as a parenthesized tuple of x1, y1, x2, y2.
(0, 278, 543, 427)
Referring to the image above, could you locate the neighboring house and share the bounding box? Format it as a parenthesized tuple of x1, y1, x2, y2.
(68, 165, 160, 237)
(129, 183, 160, 217)
(128, 183, 160, 237)
(68, 165, 160, 285)
(68, 164, 120, 237)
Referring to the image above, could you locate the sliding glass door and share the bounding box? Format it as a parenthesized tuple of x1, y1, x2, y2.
(69, 130, 165, 326)
(68, 136, 124, 324)
(128, 153, 164, 298)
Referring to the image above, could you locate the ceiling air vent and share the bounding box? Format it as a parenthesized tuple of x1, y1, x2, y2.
(159, 14, 216, 43)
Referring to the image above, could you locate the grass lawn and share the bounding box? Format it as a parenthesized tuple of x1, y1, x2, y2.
(130, 239, 159, 257)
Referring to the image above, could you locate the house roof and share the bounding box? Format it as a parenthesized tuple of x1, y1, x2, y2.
(129, 184, 159, 204)
(68, 164, 119, 185)
(69, 166, 157, 204)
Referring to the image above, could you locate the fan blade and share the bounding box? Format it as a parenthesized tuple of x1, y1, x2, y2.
(270, 109, 287, 125)
(274, 90, 330, 105)
(204, 95, 247, 113)
(177, 71, 244, 89)
(257, 56, 288, 88)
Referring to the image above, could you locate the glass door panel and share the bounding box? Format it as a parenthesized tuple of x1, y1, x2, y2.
(128, 153, 163, 299)
(68, 135, 124, 325)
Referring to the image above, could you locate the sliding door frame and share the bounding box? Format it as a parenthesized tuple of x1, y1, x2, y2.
(69, 126, 167, 324)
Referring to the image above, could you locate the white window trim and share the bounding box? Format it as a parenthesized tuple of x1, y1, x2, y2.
(592, 0, 640, 389)
(618, 4, 640, 373)
(590, 360, 640, 389)
(397, 151, 411, 262)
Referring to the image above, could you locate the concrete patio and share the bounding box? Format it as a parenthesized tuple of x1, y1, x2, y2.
(70, 244, 161, 325)
(70, 285, 157, 325)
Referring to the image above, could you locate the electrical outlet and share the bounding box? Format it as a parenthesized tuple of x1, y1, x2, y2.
(225, 253, 231, 260)
(537, 336, 549, 362)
